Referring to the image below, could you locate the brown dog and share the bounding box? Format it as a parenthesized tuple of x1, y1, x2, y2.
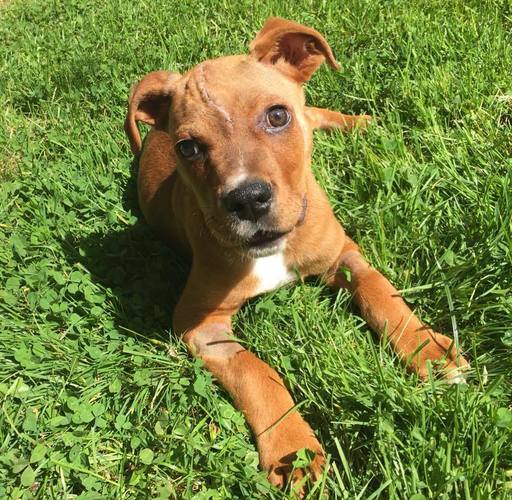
(124, 17, 468, 491)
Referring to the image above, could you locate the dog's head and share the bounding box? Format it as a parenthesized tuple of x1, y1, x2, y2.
(125, 18, 339, 257)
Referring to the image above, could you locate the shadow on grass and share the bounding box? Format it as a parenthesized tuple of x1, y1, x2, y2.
(61, 160, 190, 341)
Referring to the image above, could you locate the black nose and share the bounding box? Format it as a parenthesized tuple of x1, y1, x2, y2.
(222, 180, 272, 221)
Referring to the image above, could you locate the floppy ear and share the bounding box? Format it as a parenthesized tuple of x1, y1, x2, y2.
(249, 17, 339, 83)
(124, 70, 180, 156)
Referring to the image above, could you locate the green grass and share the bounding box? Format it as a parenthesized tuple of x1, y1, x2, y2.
(1, 0, 511, 497)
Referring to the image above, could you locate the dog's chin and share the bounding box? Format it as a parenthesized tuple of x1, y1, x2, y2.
(206, 224, 288, 257)
(242, 229, 288, 258)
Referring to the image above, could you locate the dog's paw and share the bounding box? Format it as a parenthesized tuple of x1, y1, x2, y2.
(355, 114, 373, 129)
(411, 331, 469, 383)
(267, 449, 325, 496)
(258, 419, 325, 495)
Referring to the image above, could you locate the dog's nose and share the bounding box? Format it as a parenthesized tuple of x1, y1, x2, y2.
(223, 180, 272, 221)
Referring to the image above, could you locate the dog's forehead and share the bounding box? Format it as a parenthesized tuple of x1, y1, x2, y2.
(191, 55, 296, 90)
(174, 56, 303, 125)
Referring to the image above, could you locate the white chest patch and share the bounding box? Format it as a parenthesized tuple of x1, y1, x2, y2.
(251, 252, 296, 295)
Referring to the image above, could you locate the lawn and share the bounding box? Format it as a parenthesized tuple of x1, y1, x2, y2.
(0, 0, 511, 497)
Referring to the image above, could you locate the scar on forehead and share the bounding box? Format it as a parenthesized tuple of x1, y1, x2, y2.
(194, 63, 233, 127)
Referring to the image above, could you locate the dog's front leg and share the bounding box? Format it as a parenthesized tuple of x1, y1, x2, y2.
(327, 238, 469, 381)
(305, 106, 372, 131)
(173, 308, 325, 490)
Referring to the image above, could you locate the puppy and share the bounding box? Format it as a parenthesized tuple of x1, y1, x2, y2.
(124, 17, 468, 490)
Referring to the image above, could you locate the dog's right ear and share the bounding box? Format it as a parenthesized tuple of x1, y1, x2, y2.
(124, 70, 180, 156)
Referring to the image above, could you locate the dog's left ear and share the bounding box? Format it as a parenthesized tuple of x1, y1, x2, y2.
(124, 70, 180, 156)
(249, 17, 339, 83)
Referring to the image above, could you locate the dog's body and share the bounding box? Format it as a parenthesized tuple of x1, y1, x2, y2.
(125, 18, 467, 490)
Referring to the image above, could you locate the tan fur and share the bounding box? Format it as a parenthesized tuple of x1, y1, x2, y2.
(124, 17, 468, 493)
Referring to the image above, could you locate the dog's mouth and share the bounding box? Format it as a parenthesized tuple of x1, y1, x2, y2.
(247, 229, 288, 248)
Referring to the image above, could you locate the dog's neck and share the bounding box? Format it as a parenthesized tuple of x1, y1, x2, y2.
(250, 250, 296, 295)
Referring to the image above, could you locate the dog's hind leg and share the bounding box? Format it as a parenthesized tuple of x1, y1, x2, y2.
(305, 106, 372, 132)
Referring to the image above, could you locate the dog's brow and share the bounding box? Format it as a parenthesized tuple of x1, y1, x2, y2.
(194, 63, 233, 128)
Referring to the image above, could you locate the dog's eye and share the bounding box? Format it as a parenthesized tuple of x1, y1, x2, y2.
(176, 139, 202, 160)
(266, 106, 290, 129)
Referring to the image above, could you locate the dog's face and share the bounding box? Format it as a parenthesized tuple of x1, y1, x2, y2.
(125, 18, 339, 257)
(169, 57, 310, 257)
